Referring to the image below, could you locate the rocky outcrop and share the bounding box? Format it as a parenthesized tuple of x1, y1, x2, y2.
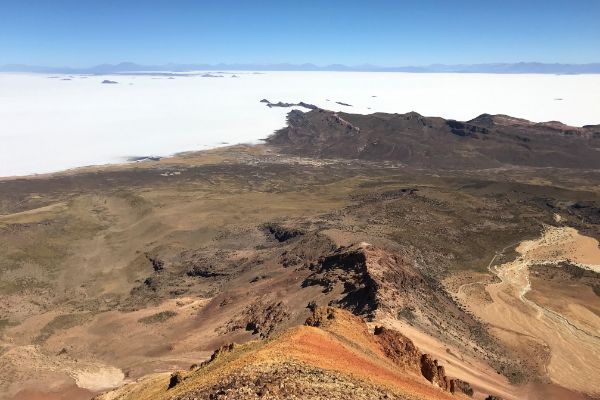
(298, 240, 503, 383)
(376, 323, 471, 395)
(420, 353, 474, 395)
(202, 343, 239, 367)
(420, 354, 450, 390)
(279, 232, 337, 269)
(485, 396, 503, 400)
(446, 119, 489, 137)
(373, 326, 420, 371)
(262, 222, 304, 242)
(305, 307, 471, 397)
(302, 246, 378, 316)
(304, 306, 337, 328)
(168, 371, 183, 389)
(223, 300, 290, 338)
(147, 255, 164, 272)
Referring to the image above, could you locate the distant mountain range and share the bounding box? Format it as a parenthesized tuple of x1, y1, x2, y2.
(2, 62, 600, 74)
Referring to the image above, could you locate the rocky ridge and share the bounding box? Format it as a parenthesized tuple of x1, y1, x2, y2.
(267, 108, 600, 169)
(96, 307, 482, 400)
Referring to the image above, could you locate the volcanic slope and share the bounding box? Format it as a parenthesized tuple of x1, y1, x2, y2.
(95, 307, 473, 400)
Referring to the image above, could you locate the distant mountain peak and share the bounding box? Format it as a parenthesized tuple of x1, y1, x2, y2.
(1, 62, 600, 74)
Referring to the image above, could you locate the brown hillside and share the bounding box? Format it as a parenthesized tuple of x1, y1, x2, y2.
(266, 109, 600, 169)
(95, 307, 473, 400)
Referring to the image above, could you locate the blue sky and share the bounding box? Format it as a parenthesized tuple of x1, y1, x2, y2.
(1, 0, 599, 67)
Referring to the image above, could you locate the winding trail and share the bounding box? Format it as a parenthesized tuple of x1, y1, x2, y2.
(456, 226, 600, 396)
(456, 240, 522, 297)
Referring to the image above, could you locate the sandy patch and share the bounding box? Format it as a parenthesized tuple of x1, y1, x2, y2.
(0, 344, 125, 399)
(458, 226, 600, 396)
(517, 226, 600, 272)
(72, 367, 125, 391)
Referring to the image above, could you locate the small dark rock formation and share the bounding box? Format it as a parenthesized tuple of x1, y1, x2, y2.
(446, 119, 489, 137)
(127, 156, 162, 162)
(304, 306, 337, 327)
(249, 274, 269, 283)
(201, 73, 224, 78)
(168, 371, 183, 389)
(201, 343, 239, 367)
(101, 79, 118, 84)
(148, 256, 164, 272)
(224, 300, 290, 338)
(485, 396, 503, 400)
(450, 379, 474, 396)
(186, 265, 226, 278)
(420, 354, 450, 390)
(262, 223, 304, 242)
(260, 99, 318, 110)
(335, 101, 353, 106)
(138, 310, 177, 325)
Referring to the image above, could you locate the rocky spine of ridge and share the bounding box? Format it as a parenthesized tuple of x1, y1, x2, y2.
(266, 108, 600, 169)
(304, 307, 474, 396)
(201, 307, 475, 397)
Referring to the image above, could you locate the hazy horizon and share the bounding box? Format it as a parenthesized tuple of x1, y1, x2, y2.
(3, 61, 600, 75)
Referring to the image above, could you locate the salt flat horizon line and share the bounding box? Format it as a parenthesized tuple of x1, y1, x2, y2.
(3, 61, 600, 74)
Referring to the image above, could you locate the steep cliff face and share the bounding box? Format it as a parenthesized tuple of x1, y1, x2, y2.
(301, 243, 494, 356)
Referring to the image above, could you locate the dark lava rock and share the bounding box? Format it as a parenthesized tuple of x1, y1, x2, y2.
(148, 256, 164, 272)
(262, 223, 303, 242)
(450, 379, 474, 396)
(168, 371, 183, 389)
